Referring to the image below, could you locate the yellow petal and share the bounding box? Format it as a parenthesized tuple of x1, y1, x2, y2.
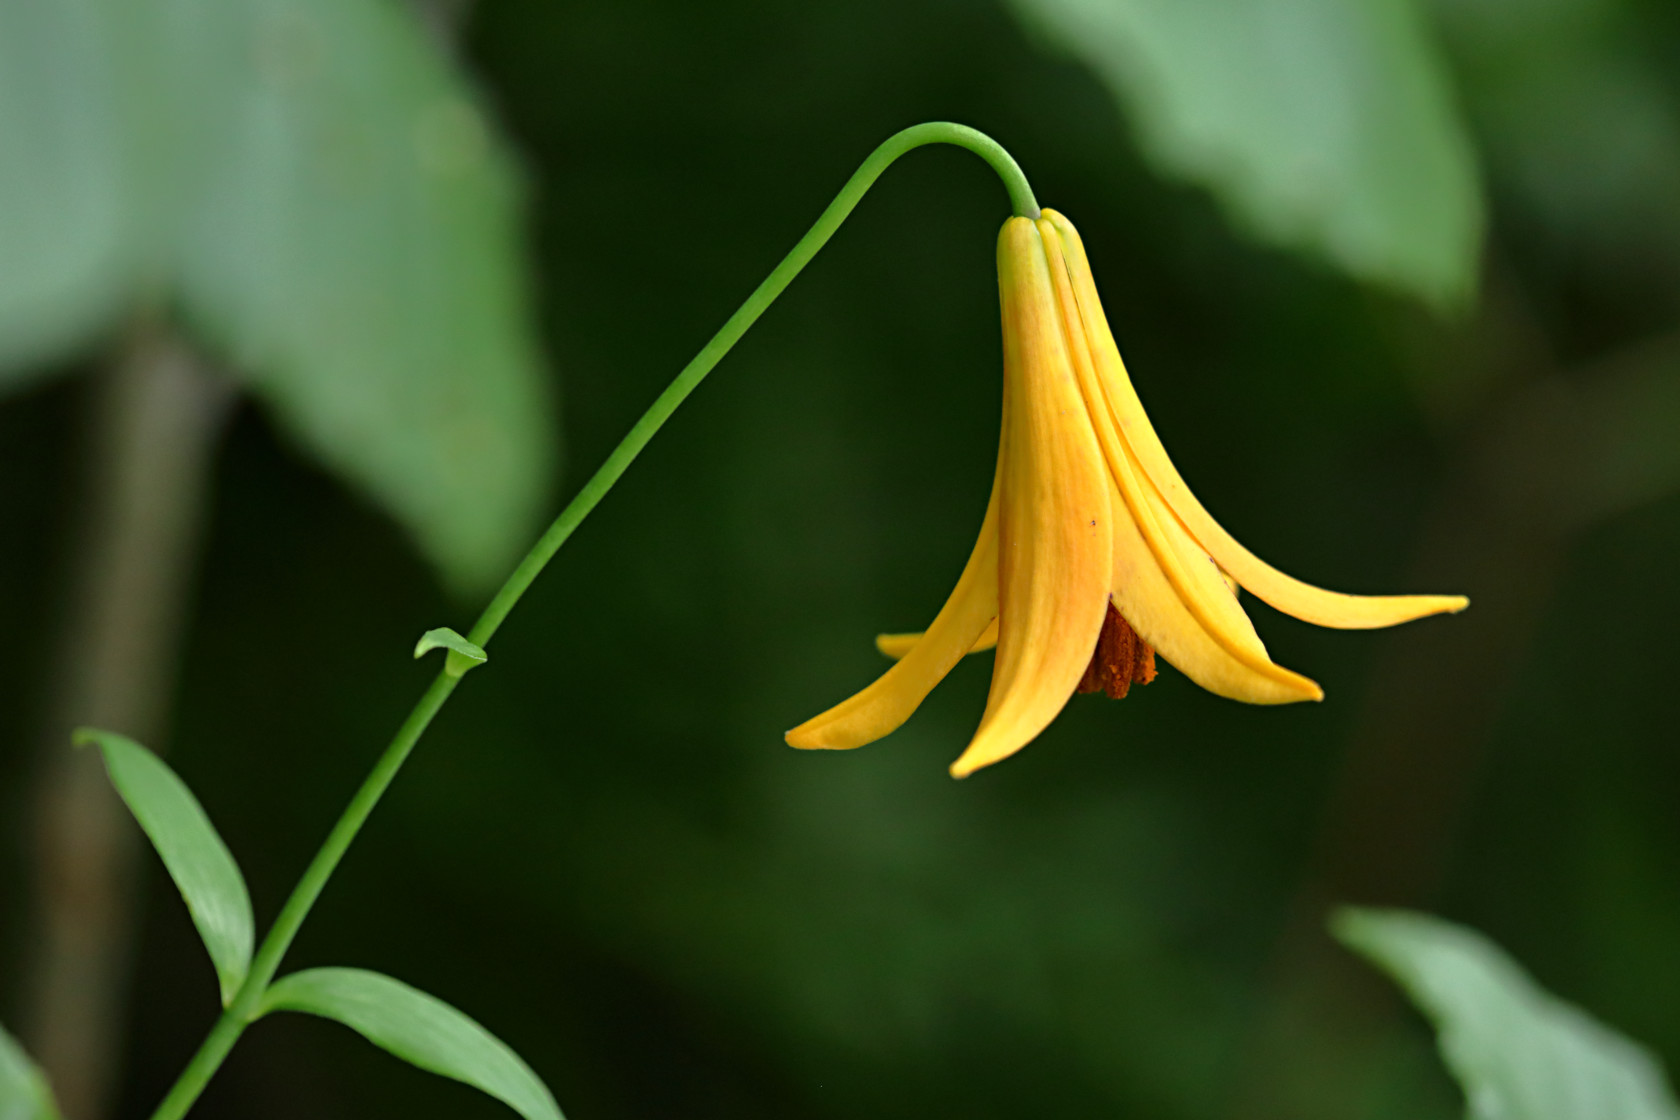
(786, 470, 1001, 751)
(1039, 220, 1321, 704)
(875, 619, 997, 661)
(1116, 466, 1322, 702)
(1136, 462, 1267, 665)
(1043, 209, 1469, 630)
(950, 219, 1113, 778)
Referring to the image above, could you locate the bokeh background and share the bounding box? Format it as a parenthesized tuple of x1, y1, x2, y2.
(4, 0, 1680, 1117)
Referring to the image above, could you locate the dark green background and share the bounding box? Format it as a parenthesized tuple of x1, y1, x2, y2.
(4, 0, 1680, 1117)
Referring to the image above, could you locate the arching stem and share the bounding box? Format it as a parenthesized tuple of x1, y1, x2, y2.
(148, 122, 1038, 1118)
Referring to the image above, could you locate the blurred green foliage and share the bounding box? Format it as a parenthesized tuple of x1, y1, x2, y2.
(0, 1026, 59, 1120)
(1337, 908, 1680, 1120)
(0, 0, 553, 590)
(0, 1, 130, 379)
(1007, 0, 1483, 307)
(2, 0, 1680, 1117)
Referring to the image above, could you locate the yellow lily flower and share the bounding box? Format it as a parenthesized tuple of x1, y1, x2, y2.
(787, 209, 1468, 778)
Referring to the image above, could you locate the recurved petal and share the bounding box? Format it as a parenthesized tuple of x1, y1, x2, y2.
(1043, 208, 1469, 630)
(950, 219, 1113, 778)
(1039, 220, 1320, 704)
(1110, 472, 1322, 703)
(786, 475, 1001, 752)
(1116, 457, 1322, 701)
(876, 618, 997, 661)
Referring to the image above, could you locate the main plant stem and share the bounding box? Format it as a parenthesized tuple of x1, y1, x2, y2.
(148, 122, 1036, 1117)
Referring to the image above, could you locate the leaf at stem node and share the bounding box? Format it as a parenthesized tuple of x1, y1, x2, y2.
(413, 628, 488, 677)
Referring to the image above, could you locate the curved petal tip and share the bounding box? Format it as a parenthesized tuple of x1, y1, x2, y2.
(784, 725, 852, 751)
(874, 632, 920, 659)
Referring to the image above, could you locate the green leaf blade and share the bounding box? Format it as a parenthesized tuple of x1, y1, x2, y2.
(1007, 0, 1484, 308)
(1334, 907, 1680, 1120)
(0, 1024, 63, 1120)
(74, 728, 254, 1006)
(260, 968, 562, 1120)
(171, 0, 556, 594)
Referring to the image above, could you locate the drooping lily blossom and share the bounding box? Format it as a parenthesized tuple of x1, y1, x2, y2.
(787, 210, 1468, 777)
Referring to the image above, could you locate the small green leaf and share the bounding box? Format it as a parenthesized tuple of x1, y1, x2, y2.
(74, 728, 254, 1007)
(413, 627, 488, 677)
(1006, 0, 1484, 308)
(1334, 907, 1680, 1120)
(0, 1023, 62, 1120)
(260, 968, 562, 1120)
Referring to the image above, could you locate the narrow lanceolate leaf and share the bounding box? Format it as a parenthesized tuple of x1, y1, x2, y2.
(0, 0, 133, 383)
(260, 968, 563, 1120)
(414, 627, 489, 677)
(0, 1023, 63, 1120)
(1006, 0, 1483, 309)
(1335, 907, 1680, 1120)
(74, 728, 254, 1006)
(169, 0, 555, 594)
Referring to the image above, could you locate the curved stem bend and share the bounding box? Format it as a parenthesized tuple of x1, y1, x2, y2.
(469, 122, 1036, 646)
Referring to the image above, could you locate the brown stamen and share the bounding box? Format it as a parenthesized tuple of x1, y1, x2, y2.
(1077, 602, 1157, 700)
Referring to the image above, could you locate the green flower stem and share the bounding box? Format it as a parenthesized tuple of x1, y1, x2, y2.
(148, 121, 1035, 1117)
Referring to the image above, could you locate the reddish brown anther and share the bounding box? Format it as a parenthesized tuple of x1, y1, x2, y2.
(1077, 602, 1157, 700)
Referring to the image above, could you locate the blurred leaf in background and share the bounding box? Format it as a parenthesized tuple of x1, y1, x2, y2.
(0, 0, 135, 383)
(166, 0, 554, 591)
(0, 0, 554, 590)
(1338, 908, 1680, 1120)
(1428, 0, 1680, 272)
(1006, 0, 1484, 308)
(0, 1025, 60, 1120)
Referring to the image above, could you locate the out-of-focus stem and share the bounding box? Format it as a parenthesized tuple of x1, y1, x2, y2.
(22, 322, 233, 1120)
